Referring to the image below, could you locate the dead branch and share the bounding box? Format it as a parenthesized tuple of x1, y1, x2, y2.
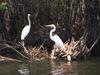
(87, 35, 100, 54)
(0, 42, 29, 59)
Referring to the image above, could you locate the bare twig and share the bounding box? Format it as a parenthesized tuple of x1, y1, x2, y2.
(88, 35, 100, 53)
(0, 43, 29, 59)
(0, 40, 20, 47)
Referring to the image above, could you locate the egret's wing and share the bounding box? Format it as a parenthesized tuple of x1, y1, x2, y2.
(21, 25, 30, 40)
(52, 35, 65, 49)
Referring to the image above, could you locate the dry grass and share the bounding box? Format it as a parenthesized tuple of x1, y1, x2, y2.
(28, 46, 49, 60)
(50, 32, 89, 60)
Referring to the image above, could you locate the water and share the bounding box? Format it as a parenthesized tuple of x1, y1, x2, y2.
(0, 57, 100, 75)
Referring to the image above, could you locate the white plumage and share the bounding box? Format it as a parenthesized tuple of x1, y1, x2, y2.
(21, 14, 31, 54)
(21, 14, 31, 41)
(46, 24, 71, 61)
(45, 24, 65, 50)
(21, 25, 31, 40)
(51, 34, 65, 50)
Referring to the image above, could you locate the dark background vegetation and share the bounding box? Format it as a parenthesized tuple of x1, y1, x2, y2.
(0, 0, 100, 56)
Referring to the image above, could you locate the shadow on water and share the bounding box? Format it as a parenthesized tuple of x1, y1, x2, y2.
(0, 57, 100, 75)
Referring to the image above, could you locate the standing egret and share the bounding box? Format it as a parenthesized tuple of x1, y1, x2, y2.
(45, 24, 65, 50)
(21, 14, 31, 53)
(46, 24, 71, 61)
(21, 14, 31, 41)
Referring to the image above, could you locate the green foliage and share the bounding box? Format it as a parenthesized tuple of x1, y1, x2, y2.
(0, 2, 8, 13)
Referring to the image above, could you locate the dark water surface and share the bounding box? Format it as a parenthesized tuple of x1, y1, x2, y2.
(0, 57, 100, 75)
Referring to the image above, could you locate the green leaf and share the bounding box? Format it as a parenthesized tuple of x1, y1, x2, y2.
(0, 2, 8, 13)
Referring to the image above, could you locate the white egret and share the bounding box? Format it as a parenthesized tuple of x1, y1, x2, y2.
(21, 14, 31, 41)
(46, 24, 71, 61)
(45, 24, 65, 50)
(21, 14, 31, 53)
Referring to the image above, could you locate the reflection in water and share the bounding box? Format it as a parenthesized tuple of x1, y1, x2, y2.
(0, 57, 100, 75)
(51, 60, 78, 75)
(51, 60, 65, 75)
(18, 63, 30, 75)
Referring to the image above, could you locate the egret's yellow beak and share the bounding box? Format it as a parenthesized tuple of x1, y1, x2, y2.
(45, 25, 52, 27)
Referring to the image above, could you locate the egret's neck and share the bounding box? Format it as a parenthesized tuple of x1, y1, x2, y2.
(28, 16, 31, 27)
(50, 26, 56, 40)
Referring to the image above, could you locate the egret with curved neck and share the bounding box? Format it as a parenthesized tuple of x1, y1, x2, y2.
(45, 24, 65, 50)
(46, 24, 71, 61)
